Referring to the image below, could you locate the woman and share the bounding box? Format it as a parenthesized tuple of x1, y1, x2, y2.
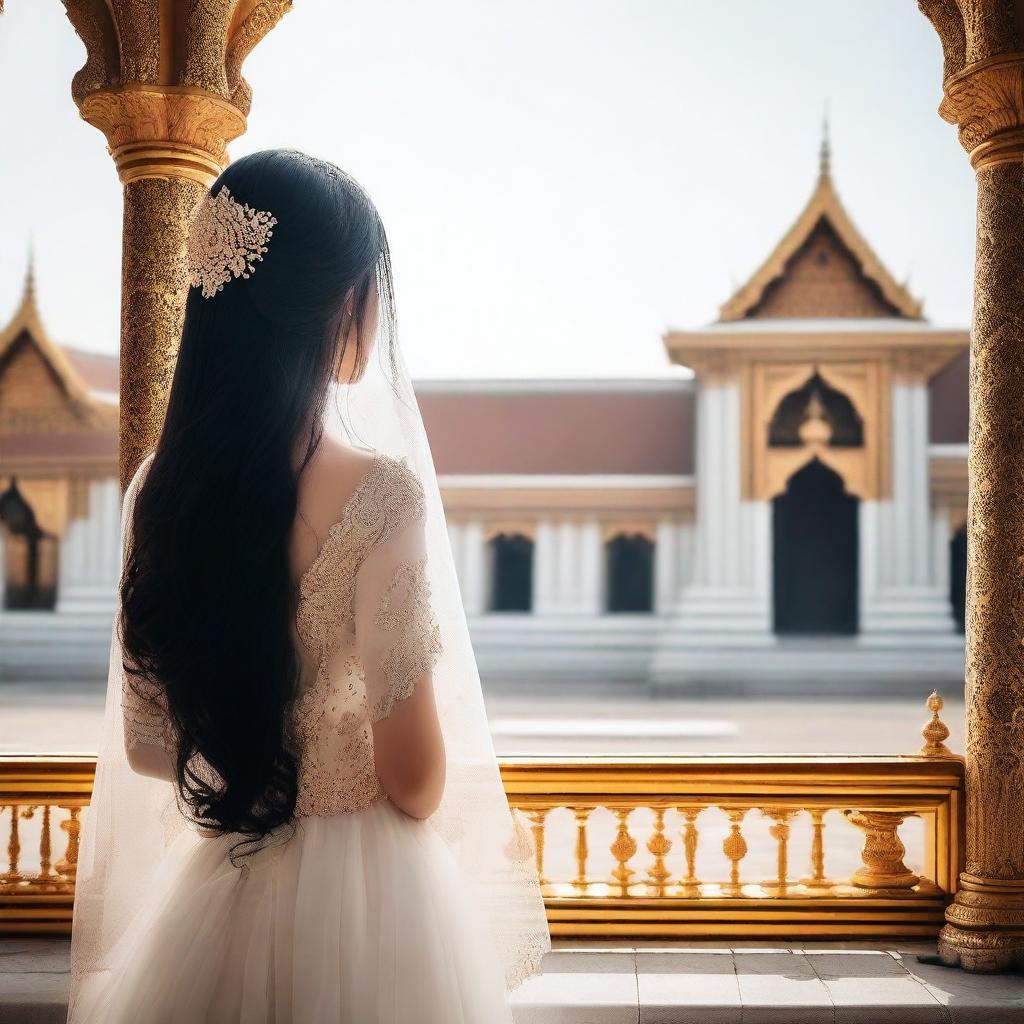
(68, 149, 549, 1023)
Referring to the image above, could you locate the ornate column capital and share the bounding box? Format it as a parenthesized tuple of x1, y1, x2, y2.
(78, 87, 247, 186)
(60, 0, 291, 487)
(919, 1, 1024, 168)
(62, 0, 291, 186)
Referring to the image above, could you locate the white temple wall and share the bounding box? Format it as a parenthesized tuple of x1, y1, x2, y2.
(859, 379, 956, 636)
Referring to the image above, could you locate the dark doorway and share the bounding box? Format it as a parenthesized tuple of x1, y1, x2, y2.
(0, 479, 58, 611)
(772, 458, 858, 635)
(488, 533, 534, 612)
(605, 533, 654, 613)
(950, 523, 967, 633)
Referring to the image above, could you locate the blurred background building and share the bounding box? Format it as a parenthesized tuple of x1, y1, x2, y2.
(0, 146, 969, 692)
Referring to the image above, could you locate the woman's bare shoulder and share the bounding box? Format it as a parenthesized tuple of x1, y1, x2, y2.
(305, 437, 377, 502)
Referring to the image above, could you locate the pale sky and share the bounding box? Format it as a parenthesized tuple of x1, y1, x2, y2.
(0, 1, 976, 380)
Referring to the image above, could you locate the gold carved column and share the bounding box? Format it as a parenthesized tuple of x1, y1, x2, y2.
(61, 0, 291, 488)
(919, 0, 1024, 971)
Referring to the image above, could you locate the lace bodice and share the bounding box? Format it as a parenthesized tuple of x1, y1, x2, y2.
(121, 453, 443, 819)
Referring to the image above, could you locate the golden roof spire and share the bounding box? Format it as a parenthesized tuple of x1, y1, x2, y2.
(820, 105, 831, 179)
(21, 243, 37, 313)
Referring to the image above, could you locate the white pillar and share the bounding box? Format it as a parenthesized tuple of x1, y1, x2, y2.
(460, 520, 486, 616)
(667, 382, 771, 632)
(57, 477, 121, 613)
(860, 378, 955, 635)
(578, 519, 603, 616)
(655, 517, 679, 615)
(931, 504, 952, 597)
(650, 381, 772, 687)
(557, 519, 576, 611)
(533, 518, 558, 615)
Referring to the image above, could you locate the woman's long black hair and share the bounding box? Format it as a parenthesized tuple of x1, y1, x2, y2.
(120, 149, 395, 846)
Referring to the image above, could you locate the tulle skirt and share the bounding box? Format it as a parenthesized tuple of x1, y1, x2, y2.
(69, 799, 515, 1023)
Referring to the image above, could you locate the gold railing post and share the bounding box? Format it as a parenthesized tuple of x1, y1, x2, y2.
(571, 806, 591, 889)
(678, 806, 702, 896)
(646, 807, 672, 890)
(763, 807, 798, 894)
(919, 0, 1024, 971)
(56, 807, 81, 880)
(1, 806, 20, 882)
(526, 809, 549, 887)
(61, 0, 292, 488)
(722, 806, 748, 896)
(800, 808, 830, 890)
(610, 808, 637, 894)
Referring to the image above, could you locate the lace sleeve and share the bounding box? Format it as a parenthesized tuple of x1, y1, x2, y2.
(122, 672, 173, 752)
(353, 509, 443, 723)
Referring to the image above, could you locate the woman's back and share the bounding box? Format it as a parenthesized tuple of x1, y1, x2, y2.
(67, 150, 548, 1024)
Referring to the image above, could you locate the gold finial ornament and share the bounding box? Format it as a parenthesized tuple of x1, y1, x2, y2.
(187, 187, 277, 299)
(798, 385, 833, 447)
(919, 690, 954, 758)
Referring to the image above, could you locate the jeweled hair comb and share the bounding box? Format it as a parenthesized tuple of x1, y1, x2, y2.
(186, 186, 277, 299)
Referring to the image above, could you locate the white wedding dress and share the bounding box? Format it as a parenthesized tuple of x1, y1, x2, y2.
(68, 452, 534, 1023)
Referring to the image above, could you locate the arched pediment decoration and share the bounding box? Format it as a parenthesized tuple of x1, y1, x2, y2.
(768, 370, 864, 448)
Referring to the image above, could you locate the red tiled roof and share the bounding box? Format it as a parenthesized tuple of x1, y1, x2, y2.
(417, 384, 696, 475)
(63, 346, 118, 394)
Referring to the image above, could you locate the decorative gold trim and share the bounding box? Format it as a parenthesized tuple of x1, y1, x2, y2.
(78, 87, 247, 186)
(742, 359, 888, 501)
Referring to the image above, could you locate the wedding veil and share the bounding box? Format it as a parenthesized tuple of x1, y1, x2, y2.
(68, 170, 550, 1013)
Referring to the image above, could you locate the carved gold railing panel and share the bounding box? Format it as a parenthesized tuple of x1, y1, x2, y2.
(1, 697, 963, 939)
(501, 749, 964, 938)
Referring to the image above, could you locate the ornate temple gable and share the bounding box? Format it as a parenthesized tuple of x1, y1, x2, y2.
(0, 266, 113, 437)
(718, 142, 923, 322)
(663, 137, 969, 504)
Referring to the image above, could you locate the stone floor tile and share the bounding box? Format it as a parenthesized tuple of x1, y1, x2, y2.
(511, 951, 639, 1024)
(0, 971, 70, 1024)
(897, 952, 1024, 1023)
(636, 952, 741, 1024)
(0, 939, 72, 974)
(734, 952, 833, 1023)
(807, 951, 944, 1022)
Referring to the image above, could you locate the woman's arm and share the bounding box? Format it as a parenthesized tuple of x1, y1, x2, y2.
(353, 467, 447, 820)
(125, 738, 175, 781)
(122, 659, 175, 782)
(371, 670, 445, 819)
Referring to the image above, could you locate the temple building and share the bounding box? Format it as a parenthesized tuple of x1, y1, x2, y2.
(0, 149, 970, 691)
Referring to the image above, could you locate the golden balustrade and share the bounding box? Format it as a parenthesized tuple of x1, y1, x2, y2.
(501, 750, 963, 938)
(1, 696, 964, 939)
(0, 758, 93, 933)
